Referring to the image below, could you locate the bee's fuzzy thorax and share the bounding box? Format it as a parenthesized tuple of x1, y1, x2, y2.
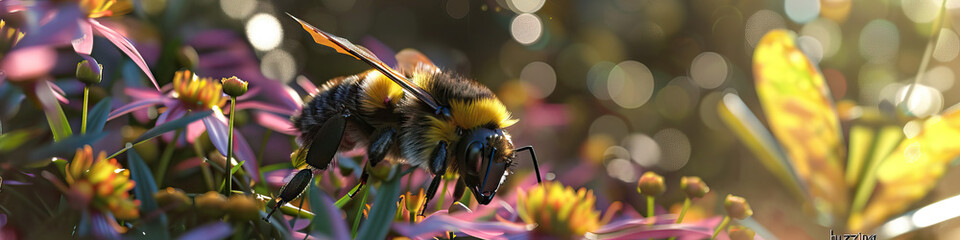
(449, 98, 517, 129)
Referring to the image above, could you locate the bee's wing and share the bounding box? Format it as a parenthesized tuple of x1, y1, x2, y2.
(395, 49, 439, 77)
(288, 13, 441, 112)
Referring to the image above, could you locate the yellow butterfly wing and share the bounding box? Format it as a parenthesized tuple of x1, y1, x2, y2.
(850, 109, 960, 231)
(752, 29, 848, 220)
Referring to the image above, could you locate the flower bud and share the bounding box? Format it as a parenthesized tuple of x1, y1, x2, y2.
(728, 225, 756, 240)
(681, 176, 710, 199)
(724, 194, 753, 220)
(225, 194, 262, 221)
(154, 187, 192, 212)
(177, 46, 199, 70)
(221, 76, 248, 97)
(637, 171, 665, 197)
(76, 59, 102, 85)
(195, 191, 227, 217)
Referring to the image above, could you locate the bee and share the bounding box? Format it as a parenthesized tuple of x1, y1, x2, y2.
(264, 14, 542, 220)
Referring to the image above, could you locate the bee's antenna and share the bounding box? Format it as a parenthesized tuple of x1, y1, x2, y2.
(515, 146, 542, 184)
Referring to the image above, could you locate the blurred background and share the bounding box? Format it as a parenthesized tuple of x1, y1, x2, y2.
(7, 0, 960, 238)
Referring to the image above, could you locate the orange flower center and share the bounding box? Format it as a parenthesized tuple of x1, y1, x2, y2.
(172, 70, 226, 110)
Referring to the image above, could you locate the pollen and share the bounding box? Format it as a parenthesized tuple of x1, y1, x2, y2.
(79, 0, 133, 18)
(172, 70, 227, 110)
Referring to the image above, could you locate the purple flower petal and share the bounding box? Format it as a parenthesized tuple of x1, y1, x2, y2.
(88, 18, 159, 90)
(392, 212, 530, 239)
(202, 109, 261, 181)
(124, 87, 164, 100)
(72, 21, 93, 55)
(107, 98, 165, 121)
(235, 87, 260, 101)
(177, 222, 231, 240)
(297, 76, 319, 97)
(4, 180, 31, 185)
(1, 46, 57, 81)
(14, 5, 82, 49)
(253, 112, 297, 135)
(184, 119, 205, 144)
(589, 217, 720, 240)
(0, 214, 6, 227)
(48, 82, 69, 104)
(234, 101, 295, 115)
(90, 212, 120, 240)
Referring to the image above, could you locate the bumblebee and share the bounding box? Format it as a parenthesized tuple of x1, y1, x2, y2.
(264, 14, 542, 220)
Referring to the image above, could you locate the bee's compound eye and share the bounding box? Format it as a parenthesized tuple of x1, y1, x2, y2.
(466, 142, 483, 174)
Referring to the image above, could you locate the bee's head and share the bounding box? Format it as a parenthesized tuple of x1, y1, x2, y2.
(455, 127, 514, 205)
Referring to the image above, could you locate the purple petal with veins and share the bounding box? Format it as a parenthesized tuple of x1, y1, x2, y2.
(392, 212, 529, 239)
(202, 110, 260, 181)
(88, 18, 159, 90)
(107, 98, 166, 121)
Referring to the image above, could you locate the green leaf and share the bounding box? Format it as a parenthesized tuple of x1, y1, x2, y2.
(355, 173, 402, 240)
(126, 149, 170, 240)
(0, 129, 36, 153)
(84, 97, 112, 134)
(42, 97, 72, 142)
(135, 110, 212, 143)
(230, 161, 245, 175)
(28, 132, 107, 162)
(308, 183, 349, 239)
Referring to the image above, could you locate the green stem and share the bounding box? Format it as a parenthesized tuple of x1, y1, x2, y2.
(193, 140, 215, 191)
(676, 198, 691, 223)
(351, 187, 369, 238)
(711, 216, 731, 240)
(436, 178, 448, 211)
(646, 196, 655, 219)
(225, 97, 237, 195)
(155, 129, 182, 185)
(81, 87, 89, 135)
(335, 183, 363, 208)
(667, 198, 692, 240)
(255, 130, 272, 190)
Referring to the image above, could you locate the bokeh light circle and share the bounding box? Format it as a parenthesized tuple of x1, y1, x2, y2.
(511, 13, 543, 45)
(895, 84, 944, 117)
(690, 52, 729, 89)
(625, 134, 661, 167)
(220, 0, 255, 19)
(260, 49, 297, 83)
(653, 128, 691, 171)
(446, 0, 470, 19)
(587, 62, 616, 100)
(509, 0, 546, 13)
(519, 61, 557, 99)
(859, 19, 900, 63)
(934, 28, 960, 62)
(785, 0, 820, 23)
(589, 115, 630, 141)
(246, 13, 284, 51)
(608, 61, 655, 109)
(797, 36, 824, 63)
(606, 158, 638, 182)
(921, 66, 955, 91)
(801, 18, 842, 58)
(902, 0, 940, 23)
(746, 10, 787, 47)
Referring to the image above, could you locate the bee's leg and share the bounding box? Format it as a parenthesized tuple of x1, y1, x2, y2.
(419, 141, 449, 216)
(366, 127, 397, 167)
(304, 114, 348, 170)
(452, 177, 466, 204)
